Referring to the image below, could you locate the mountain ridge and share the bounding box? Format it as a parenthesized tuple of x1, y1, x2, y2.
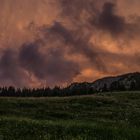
(68, 72, 140, 92)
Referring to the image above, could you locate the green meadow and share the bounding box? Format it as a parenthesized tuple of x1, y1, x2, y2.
(0, 92, 140, 140)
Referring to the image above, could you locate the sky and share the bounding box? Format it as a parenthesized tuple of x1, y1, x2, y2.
(0, 0, 140, 87)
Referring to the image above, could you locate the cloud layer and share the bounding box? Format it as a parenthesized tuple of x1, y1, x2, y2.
(0, 0, 139, 87)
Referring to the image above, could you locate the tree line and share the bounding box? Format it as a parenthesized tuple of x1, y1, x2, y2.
(0, 80, 139, 97)
(0, 85, 95, 97)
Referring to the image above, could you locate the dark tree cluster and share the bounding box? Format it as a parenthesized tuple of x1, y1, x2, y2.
(0, 85, 95, 97)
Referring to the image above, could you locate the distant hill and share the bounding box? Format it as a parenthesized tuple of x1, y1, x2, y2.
(0, 72, 140, 97)
(68, 72, 140, 92)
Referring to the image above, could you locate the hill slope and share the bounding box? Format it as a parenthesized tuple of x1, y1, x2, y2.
(69, 72, 140, 92)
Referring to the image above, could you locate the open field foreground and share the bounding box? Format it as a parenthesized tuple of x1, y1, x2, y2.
(0, 92, 140, 140)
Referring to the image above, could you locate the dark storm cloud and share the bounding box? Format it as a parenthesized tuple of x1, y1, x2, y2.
(0, 0, 139, 87)
(53, 0, 140, 78)
(19, 41, 80, 85)
(60, 0, 140, 37)
(42, 22, 107, 72)
(45, 47, 80, 84)
(59, 0, 114, 19)
(0, 49, 27, 87)
(19, 43, 47, 79)
(94, 2, 125, 35)
(93, 2, 140, 37)
(44, 22, 74, 43)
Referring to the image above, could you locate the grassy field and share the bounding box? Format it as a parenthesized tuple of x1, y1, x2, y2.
(0, 92, 140, 140)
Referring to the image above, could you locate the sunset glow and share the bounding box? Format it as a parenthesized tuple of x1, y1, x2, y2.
(0, 0, 140, 87)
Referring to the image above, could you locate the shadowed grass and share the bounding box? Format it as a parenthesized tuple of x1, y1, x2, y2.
(0, 91, 140, 139)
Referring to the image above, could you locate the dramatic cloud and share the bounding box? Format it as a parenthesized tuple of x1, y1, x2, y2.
(94, 2, 125, 35)
(0, 0, 139, 87)
(93, 2, 140, 38)
(43, 22, 106, 71)
(19, 43, 47, 79)
(19, 41, 80, 86)
(0, 49, 28, 87)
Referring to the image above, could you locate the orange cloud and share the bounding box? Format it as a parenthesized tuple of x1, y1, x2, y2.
(0, 0, 139, 87)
